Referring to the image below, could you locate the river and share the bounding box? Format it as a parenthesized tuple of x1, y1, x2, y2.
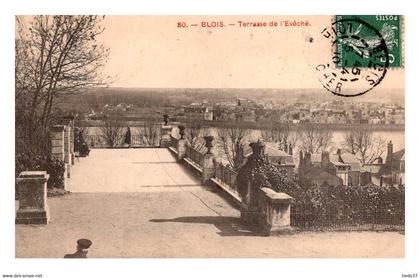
(84, 125, 404, 166)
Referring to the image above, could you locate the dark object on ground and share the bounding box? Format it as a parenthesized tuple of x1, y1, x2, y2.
(74, 128, 90, 157)
(64, 238, 92, 258)
(124, 126, 131, 146)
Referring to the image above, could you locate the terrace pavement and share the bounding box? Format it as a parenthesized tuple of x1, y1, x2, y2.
(15, 148, 404, 258)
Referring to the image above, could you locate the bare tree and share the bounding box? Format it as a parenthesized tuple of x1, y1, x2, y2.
(185, 120, 207, 151)
(15, 15, 109, 130)
(261, 122, 290, 144)
(216, 127, 250, 170)
(141, 118, 160, 146)
(299, 125, 333, 153)
(288, 129, 302, 149)
(343, 131, 357, 154)
(342, 130, 386, 164)
(99, 117, 124, 147)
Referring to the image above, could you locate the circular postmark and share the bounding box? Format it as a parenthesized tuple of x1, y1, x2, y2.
(316, 18, 389, 97)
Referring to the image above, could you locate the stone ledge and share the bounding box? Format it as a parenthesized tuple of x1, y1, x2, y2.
(259, 187, 294, 203)
(49, 125, 65, 132)
(182, 157, 203, 174)
(17, 171, 49, 180)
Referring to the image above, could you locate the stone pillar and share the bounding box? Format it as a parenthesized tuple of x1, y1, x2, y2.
(160, 126, 172, 147)
(63, 116, 75, 165)
(16, 171, 50, 224)
(160, 115, 172, 147)
(63, 124, 71, 178)
(258, 187, 294, 235)
(50, 125, 67, 189)
(50, 125, 65, 161)
(202, 136, 216, 185)
(238, 141, 266, 226)
(177, 125, 188, 161)
(70, 124, 75, 165)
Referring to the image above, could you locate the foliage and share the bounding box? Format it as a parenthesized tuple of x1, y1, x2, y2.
(16, 153, 65, 189)
(239, 159, 405, 227)
(15, 16, 108, 190)
(15, 15, 109, 129)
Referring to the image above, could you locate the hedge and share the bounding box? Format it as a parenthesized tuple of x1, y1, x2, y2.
(238, 160, 405, 228)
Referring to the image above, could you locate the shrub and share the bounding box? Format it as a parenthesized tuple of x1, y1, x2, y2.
(16, 153, 65, 189)
(239, 159, 405, 228)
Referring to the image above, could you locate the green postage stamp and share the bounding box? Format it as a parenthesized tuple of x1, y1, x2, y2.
(334, 15, 403, 68)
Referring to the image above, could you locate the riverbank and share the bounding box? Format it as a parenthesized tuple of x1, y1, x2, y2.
(80, 119, 404, 132)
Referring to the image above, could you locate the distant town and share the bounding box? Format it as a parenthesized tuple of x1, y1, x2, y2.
(58, 88, 405, 129)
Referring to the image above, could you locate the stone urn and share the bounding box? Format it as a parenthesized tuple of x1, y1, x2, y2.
(203, 135, 214, 154)
(178, 125, 186, 139)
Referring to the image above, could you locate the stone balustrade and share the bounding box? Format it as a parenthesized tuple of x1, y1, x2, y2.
(176, 125, 188, 161)
(169, 127, 295, 235)
(160, 115, 172, 148)
(202, 136, 216, 185)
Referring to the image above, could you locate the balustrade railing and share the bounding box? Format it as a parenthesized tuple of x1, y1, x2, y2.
(185, 144, 204, 169)
(169, 135, 178, 149)
(84, 134, 160, 148)
(214, 161, 240, 200)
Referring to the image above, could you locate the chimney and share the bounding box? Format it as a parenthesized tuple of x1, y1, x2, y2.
(284, 142, 288, 153)
(288, 143, 293, 156)
(336, 148, 341, 157)
(386, 141, 393, 164)
(377, 156, 383, 164)
(304, 152, 312, 168)
(321, 151, 330, 170)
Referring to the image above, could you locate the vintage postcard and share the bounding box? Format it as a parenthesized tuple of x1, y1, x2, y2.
(14, 15, 404, 259)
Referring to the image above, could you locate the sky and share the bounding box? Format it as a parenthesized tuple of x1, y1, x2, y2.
(99, 16, 404, 90)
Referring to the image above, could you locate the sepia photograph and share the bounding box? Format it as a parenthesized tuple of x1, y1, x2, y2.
(13, 15, 406, 259)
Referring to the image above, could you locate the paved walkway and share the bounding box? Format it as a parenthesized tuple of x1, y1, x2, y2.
(15, 148, 405, 258)
(68, 148, 201, 192)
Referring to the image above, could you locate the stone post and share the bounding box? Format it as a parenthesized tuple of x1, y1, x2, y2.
(50, 125, 65, 161)
(258, 187, 294, 235)
(16, 171, 50, 224)
(63, 124, 71, 178)
(238, 141, 266, 226)
(177, 125, 188, 161)
(50, 125, 67, 189)
(202, 135, 216, 185)
(160, 115, 172, 147)
(63, 116, 75, 165)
